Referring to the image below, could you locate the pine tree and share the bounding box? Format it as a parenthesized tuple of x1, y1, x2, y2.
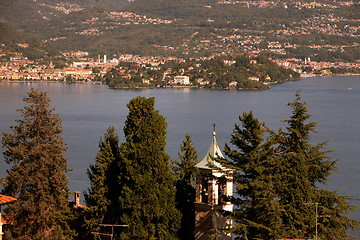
(223, 111, 283, 240)
(174, 133, 198, 240)
(275, 91, 359, 239)
(83, 126, 122, 239)
(223, 95, 359, 239)
(118, 97, 181, 239)
(1, 89, 73, 240)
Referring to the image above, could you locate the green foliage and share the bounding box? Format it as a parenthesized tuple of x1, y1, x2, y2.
(83, 98, 181, 239)
(0, 22, 58, 60)
(83, 126, 122, 239)
(174, 133, 198, 240)
(92, 67, 100, 73)
(224, 111, 283, 239)
(118, 97, 181, 239)
(53, 58, 68, 69)
(223, 93, 359, 239)
(105, 55, 298, 89)
(1, 88, 73, 240)
(274, 92, 358, 239)
(66, 75, 74, 82)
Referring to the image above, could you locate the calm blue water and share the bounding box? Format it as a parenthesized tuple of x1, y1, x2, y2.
(1, 76, 359, 237)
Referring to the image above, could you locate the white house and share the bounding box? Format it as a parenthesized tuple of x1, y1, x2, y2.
(248, 76, 260, 81)
(173, 75, 190, 85)
(229, 81, 238, 88)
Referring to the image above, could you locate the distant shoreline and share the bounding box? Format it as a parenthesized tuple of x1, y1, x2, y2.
(0, 80, 103, 84)
(1, 74, 359, 89)
(301, 73, 360, 78)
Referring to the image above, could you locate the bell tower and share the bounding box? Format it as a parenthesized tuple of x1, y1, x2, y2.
(194, 126, 233, 240)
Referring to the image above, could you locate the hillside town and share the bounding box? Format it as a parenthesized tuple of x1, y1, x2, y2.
(0, 0, 358, 85)
(218, 0, 355, 9)
(29, 0, 358, 61)
(0, 49, 358, 86)
(168, 10, 358, 58)
(0, 51, 178, 83)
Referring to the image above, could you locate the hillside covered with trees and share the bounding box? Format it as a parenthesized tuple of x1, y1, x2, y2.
(0, 22, 57, 60)
(0, 0, 358, 62)
(105, 54, 300, 89)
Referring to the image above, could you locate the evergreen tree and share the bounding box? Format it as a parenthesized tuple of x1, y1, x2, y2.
(83, 126, 122, 239)
(223, 111, 283, 240)
(1, 89, 73, 240)
(275, 91, 359, 239)
(118, 97, 181, 239)
(174, 133, 198, 240)
(223, 95, 359, 239)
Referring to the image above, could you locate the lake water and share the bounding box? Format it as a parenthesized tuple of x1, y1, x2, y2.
(1, 76, 360, 237)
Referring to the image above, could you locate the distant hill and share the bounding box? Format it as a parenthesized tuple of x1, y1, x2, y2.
(0, 0, 358, 61)
(0, 22, 25, 43)
(0, 22, 58, 60)
(2, 0, 127, 27)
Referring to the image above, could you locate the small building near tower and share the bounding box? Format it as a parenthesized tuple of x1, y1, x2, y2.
(68, 192, 86, 210)
(194, 128, 234, 240)
(0, 194, 17, 240)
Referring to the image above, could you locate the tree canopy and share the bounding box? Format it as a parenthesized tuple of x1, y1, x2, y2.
(1, 88, 73, 240)
(223, 92, 359, 240)
(83, 126, 122, 239)
(117, 96, 180, 239)
(174, 133, 198, 240)
(274, 92, 358, 239)
(83, 97, 182, 239)
(224, 111, 283, 239)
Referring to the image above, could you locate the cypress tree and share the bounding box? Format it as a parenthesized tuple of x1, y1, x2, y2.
(1, 89, 73, 240)
(275, 91, 359, 239)
(118, 97, 181, 239)
(83, 126, 122, 239)
(223, 111, 283, 240)
(174, 133, 198, 240)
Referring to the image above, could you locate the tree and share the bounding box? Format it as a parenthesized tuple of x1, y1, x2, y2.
(174, 133, 198, 240)
(83, 126, 122, 239)
(1, 88, 73, 240)
(223, 111, 283, 240)
(223, 93, 359, 239)
(118, 97, 181, 239)
(92, 67, 100, 73)
(275, 91, 359, 239)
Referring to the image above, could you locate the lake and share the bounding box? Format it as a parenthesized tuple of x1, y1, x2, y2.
(1, 76, 359, 237)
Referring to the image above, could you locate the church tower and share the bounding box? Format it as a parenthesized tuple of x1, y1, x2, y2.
(194, 126, 233, 240)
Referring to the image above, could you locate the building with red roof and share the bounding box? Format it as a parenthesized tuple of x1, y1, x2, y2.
(0, 194, 17, 240)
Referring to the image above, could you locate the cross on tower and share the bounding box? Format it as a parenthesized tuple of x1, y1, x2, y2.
(213, 123, 216, 132)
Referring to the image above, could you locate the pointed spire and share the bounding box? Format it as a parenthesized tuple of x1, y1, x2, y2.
(195, 124, 226, 170)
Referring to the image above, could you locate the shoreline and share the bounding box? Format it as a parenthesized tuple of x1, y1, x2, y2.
(300, 73, 360, 78)
(0, 80, 103, 84)
(1, 74, 358, 90)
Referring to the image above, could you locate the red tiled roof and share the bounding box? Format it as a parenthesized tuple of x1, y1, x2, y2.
(1, 217, 13, 225)
(68, 200, 86, 209)
(0, 194, 17, 205)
